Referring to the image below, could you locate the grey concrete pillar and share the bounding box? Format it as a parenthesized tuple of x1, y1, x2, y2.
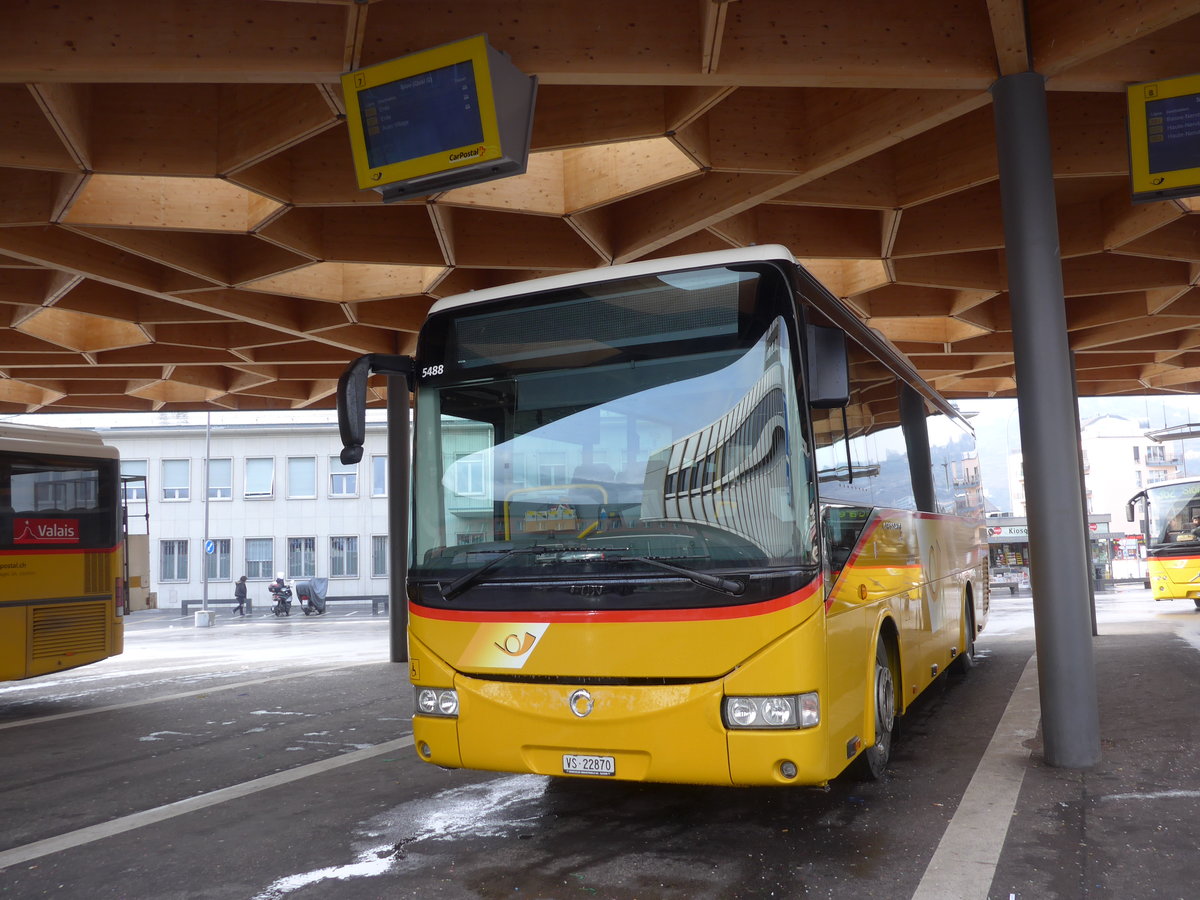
(991, 71, 1101, 768)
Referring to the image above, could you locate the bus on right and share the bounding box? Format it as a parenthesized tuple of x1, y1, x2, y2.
(1128, 477, 1200, 608)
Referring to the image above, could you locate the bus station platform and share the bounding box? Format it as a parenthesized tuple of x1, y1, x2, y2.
(0, 587, 1197, 898)
(915, 585, 1200, 899)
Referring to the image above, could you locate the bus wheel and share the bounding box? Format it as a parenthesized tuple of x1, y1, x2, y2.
(852, 637, 896, 780)
(1194, 599, 1200, 610)
(950, 598, 976, 675)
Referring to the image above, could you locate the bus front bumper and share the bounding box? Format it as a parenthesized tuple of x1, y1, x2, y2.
(412, 675, 831, 786)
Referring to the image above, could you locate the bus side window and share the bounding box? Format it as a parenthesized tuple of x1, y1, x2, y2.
(823, 506, 871, 577)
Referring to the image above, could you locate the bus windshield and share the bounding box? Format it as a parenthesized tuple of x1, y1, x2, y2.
(1142, 480, 1200, 554)
(410, 263, 817, 608)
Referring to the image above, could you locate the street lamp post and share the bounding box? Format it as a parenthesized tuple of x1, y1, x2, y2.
(196, 411, 215, 627)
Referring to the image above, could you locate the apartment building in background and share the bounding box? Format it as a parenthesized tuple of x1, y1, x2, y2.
(1006, 414, 1182, 528)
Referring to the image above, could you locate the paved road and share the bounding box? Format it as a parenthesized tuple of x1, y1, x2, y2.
(0, 594, 1195, 898)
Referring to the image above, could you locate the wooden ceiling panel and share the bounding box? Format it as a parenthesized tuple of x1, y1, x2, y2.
(717, 0, 998, 88)
(531, 86, 668, 150)
(0, 0, 349, 83)
(891, 183, 1005, 258)
(0, 85, 79, 172)
(0, 1, 1195, 410)
(356, 1, 701, 80)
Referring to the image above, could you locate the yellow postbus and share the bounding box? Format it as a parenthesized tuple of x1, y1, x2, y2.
(0, 422, 126, 680)
(1128, 477, 1200, 608)
(338, 245, 987, 786)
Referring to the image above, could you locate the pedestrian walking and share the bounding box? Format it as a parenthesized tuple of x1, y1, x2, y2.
(233, 575, 248, 616)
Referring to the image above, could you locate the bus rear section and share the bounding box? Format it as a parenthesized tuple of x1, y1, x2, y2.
(0, 423, 125, 681)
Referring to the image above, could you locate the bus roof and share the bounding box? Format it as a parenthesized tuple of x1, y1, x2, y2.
(0, 421, 117, 460)
(424, 243, 972, 436)
(1136, 475, 1200, 496)
(428, 244, 799, 316)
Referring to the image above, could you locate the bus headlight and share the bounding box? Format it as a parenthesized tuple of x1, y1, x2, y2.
(415, 687, 459, 718)
(723, 693, 819, 730)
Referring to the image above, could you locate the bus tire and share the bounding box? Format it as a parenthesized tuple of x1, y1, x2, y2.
(851, 636, 896, 781)
(950, 597, 976, 676)
(1193, 598, 1200, 610)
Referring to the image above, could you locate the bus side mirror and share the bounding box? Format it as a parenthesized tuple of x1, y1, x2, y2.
(806, 325, 850, 409)
(336, 354, 414, 464)
(1125, 496, 1140, 522)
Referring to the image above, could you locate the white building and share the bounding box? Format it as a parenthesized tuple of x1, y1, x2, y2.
(1080, 414, 1181, 532)
(96, 420, 393, 610)
(1003, 415, 1180, 578)
(1007, 413, 1182, 536)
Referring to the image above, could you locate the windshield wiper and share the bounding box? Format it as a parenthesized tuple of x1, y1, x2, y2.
(439, 546, 744, 601)
(438, 545, 591, 601)
(615, 555, 745, 597)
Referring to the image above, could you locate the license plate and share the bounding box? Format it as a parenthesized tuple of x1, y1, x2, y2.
(562, 753, 615, 776)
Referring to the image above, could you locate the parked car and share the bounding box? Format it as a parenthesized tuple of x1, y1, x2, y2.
(989, 565, 1027, 595)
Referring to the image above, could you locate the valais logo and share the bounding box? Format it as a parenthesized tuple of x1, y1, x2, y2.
(14, 518, 80, 544)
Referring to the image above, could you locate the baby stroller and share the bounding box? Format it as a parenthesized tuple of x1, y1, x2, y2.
(268, 578, 293, 616)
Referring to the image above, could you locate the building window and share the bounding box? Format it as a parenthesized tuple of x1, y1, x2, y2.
(287, 457, 316, 499)
(160, 540, 188, 581)
(245, 457, 274, 499)
(161, 459, 190, 501)
(204, 538, 231, 581)
(457, 532, 487, 545)
(1133, 446, 1140, 462)
(538, 454, 566, 486)
(245, 538, 273, 579)
(329, 457, 358, 497)
(207, 458, 232, 500)
(330, 536, 359, 577)
(287, 537, 316, 578)
(454, 452, 486, 496)
(372, 535, 388, 578)
(371, 455, 387, 497)
(121, 460, 147, 502)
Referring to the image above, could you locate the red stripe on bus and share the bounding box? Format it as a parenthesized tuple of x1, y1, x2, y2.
(841, 517, 885, 571)
(411, 581, 822, 624)
(0, 545, 121, 556)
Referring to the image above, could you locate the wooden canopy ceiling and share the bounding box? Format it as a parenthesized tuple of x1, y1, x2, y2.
(1, 0, 1199, 413)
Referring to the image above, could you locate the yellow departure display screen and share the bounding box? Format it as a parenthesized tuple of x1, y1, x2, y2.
(359, 61, 485, 170)
(1127, 73, 1200, 203)
(340, 34, 535, 202)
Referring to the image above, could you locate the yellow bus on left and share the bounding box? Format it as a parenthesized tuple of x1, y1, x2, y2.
(0, 422, 127, 680)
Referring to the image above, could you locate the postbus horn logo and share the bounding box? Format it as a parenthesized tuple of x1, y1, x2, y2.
(14, 518, 80, 544)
